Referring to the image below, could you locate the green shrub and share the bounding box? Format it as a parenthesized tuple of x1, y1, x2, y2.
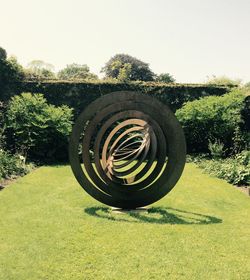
(0, 149, 29, 180)
(176, 89, 246, 153)
(6, 93, 73, 162)
(235, 150, 250, 166)
(197, 150, 250, 186)
(208, 139, 225, 159)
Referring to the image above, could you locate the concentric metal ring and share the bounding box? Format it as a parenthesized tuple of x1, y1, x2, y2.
(69, 91, 186, 209)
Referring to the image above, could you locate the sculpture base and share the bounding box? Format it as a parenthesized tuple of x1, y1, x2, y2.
(111, 207, 148, 214)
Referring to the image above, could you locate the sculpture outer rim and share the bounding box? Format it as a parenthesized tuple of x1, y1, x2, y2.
(69, 91, 186, 209)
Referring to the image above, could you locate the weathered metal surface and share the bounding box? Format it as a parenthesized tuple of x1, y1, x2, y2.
(69, 91, 186, 209)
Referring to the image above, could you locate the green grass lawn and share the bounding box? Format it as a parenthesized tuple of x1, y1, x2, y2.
(0, 163, 249, 280)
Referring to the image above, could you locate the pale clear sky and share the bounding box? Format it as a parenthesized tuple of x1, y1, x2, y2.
(1, 0, 250, 83)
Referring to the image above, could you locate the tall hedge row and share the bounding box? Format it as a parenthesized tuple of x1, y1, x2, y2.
(7, 80, 230, 116)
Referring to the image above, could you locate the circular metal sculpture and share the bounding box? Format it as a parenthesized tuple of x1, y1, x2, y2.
(69, 91, 186, 209)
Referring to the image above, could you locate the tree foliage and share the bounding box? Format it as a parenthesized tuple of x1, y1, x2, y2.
(24, 68, 56, 80)
(58, 63, 98, 81)
(27, 60, 54, 71)
(0, 47, 7, 60)
(101, 54, 155, 81)
(206, 75, 241, 87)
(156, 73, 175, 83)
(25, 60, 56, 80)
(0, 47, 24, 100)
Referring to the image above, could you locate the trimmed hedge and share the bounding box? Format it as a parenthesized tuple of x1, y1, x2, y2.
(4, 80, 230, 116)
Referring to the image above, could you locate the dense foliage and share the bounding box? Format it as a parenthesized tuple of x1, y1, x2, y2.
(196, 150, 250, 186)
(0, 95, 31, 182)
(25, 60, 56, 80)
(0, 149, 30, 181)
(101, 54, 155, 81)
(156, 73, 175, 83)
(176, 89, 248, 153)
(206, 75, 241, 87)
(0, 47, 7, 60)
(13, 81, 229, 117)
(241, 95, 250, 131)
(208, 139, 225, 159)
(0, 47, 24, 100)
(24, 68, 56, 80)
(58, 63, 98, 81)
(0, 102, 6, 148)
(6, 93, 73, 162)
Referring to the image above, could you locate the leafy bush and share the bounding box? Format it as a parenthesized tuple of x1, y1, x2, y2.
(208, 139, 225, 159)
(0, 149, 29, 180)
(197, 150, 250, 186)
(176, 89, 246, 153)
(6, 93, 73, 162)
(235, 150, 250, 166)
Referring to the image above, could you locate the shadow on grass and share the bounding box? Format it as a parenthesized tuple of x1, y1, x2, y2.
(84, 206, 222, 225)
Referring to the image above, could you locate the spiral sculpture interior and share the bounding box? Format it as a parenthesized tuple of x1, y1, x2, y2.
(69, 91, 186, 209)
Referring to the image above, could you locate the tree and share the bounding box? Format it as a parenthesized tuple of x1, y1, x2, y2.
(0, 47, 7, 60)
(27, 60, 54, 71)
(206, 75, 241, 87)
(58, 63, 98, 81)
(116, 62, 132, 82)
(25, 60, 56, 80)
(101, 54, 155, 81)
(156, 73, 175, 83)
(24, 68, 56, 80)
(0, 47, 24, 100)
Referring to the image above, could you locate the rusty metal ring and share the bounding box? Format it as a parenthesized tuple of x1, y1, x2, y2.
(69, 91, 186, 209)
